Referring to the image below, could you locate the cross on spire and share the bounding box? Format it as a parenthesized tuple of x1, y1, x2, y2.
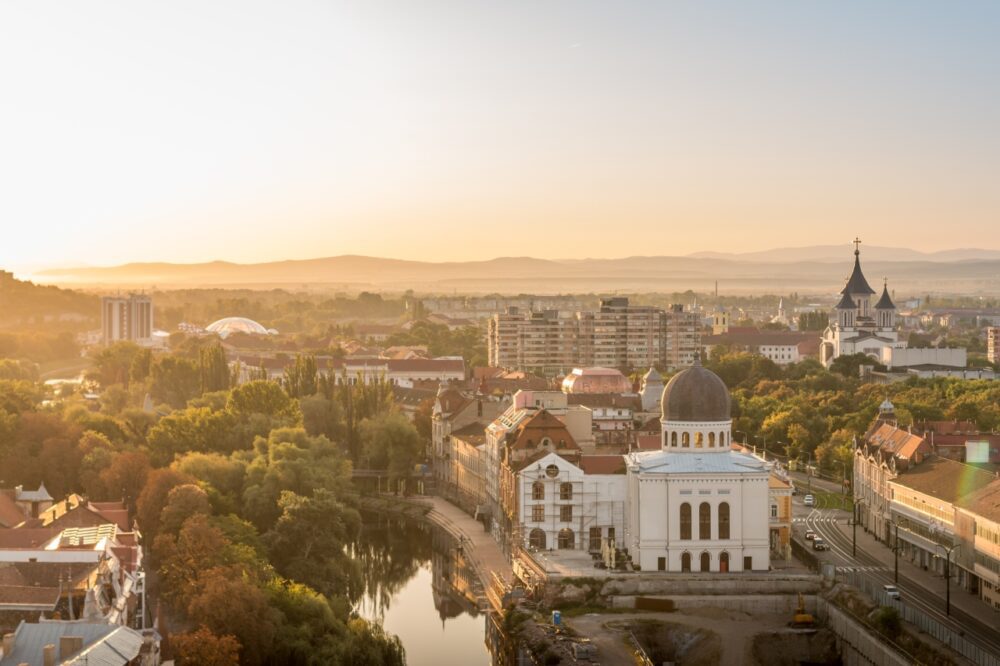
(853, 237, 862, 256)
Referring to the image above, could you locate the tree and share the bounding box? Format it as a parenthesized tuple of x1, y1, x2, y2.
(241, 428, 353, 530)
(129, 348, 153, 384)
(150, 356, 201, 408)
(227, 380, 301, 424)
(200, 344, 230, 394)
(283, 355, 318, 398)
(147, 407, 239, 465)
(264, 490, 361, 597)
(830, 353, 882, 379)
(360, 412, 423, 484)
(797, 311, 830, 331)
(137, 468, 194, 541)
(300, 394, 343, 443)
(159, 484, 213, 536)
(89, 342, 142, 388)
(185, 569, 279, 666)
(98, 450, 152, 515)
(171, 627, 240, 666)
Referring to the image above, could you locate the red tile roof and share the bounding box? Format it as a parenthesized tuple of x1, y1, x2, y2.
(580, 455, 626, 475)
(635, 434, 661, 451)
(0, 529, 58, 549)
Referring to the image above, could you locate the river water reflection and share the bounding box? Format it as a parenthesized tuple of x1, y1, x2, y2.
(355, 512, 493, 666)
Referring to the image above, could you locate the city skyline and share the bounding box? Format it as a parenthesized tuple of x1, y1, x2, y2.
(4, 1, 1000, 270)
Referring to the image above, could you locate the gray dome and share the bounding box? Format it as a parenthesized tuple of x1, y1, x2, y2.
(661, 360, 731, 422)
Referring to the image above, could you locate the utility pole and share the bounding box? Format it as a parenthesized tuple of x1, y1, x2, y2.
(852, 499, 865, 558)
(938, 544, 961, 616)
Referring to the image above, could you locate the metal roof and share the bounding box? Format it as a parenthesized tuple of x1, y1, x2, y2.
(0, 621, 113, 666)
(628, 450, 768, 474)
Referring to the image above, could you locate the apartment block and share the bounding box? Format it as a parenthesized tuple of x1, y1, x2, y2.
(488, 298, 700, 374)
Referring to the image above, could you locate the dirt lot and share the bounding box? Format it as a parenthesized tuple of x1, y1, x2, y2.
(567, 607, 828, 665)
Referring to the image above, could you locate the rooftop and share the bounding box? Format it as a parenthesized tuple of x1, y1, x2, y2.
(890, 456, 997, 505)
(627, 450, 768, 474)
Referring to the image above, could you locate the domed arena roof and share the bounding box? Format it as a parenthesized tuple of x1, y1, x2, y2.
(205, 317, 273, 338)
(561, 367, 631, 394)
(661, 358, 731, 422)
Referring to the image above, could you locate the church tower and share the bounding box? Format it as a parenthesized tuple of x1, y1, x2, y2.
(874, 278, 897, 331)
(842, 238, 877, 324)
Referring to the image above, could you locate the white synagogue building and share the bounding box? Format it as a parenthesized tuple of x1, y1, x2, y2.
(624, 359, 771, 572)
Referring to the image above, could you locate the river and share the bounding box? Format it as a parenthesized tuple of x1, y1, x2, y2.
(354, 511, 494, 666)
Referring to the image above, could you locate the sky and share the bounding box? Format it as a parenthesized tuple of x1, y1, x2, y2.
(2, 1, 1000, 271)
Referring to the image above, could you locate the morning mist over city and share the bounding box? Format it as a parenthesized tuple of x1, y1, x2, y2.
(2, 3, 999, 666)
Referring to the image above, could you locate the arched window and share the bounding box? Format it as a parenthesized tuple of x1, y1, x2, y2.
(557, 528, 574, 549)
(719, 551, 730, 573)
(679, 503, 691, 540)
(532, 481, 544, 500)
(708, 432, 716, 448)
(695, 432, 704, 448)
(681, 552, 692, 572)
(670, 432, 677, 447)
(720, 432, 726, 447)
(529, 528, 546, 550)
(718, 502, 730, 540)
(682, 432, 690, 448)
(699, 502, 711, 540)
(700, 551, 710, 572)
(560, 482, 573, 500)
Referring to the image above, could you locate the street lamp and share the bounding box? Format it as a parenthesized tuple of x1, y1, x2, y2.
(935, 543, 961, 617)
(890, 521, 900, 585)
(755, 434, 768, 460)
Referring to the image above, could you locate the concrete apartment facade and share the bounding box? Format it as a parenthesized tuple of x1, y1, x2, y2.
(488, 298, 700, 374)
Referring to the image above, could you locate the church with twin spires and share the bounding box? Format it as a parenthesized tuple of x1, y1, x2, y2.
(820, 239, 903, 368)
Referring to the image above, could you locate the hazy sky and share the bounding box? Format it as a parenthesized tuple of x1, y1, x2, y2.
(3, 1, 999, 270)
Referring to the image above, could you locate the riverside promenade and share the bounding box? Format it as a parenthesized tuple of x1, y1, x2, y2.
(420, 496, 513, 611)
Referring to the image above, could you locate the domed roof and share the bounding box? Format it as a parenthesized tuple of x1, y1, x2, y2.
(661, 358, 731, 422)
(561, 367, 631, 394)
(205, 317, 272, 338)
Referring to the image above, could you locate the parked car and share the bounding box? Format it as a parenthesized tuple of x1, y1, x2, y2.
(812, 538, 829, 551)
(883, 585, 901, 600)
(804, 494, 815, 507)
(804, 529, 817, 541)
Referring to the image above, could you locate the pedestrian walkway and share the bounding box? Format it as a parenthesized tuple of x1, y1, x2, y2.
(834, 517, 1000, 627)
(835, 565, 888, 574)
(420, 496, 513, 608)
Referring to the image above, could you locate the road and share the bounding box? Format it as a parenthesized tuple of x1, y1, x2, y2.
(793, 491, 1000, 657)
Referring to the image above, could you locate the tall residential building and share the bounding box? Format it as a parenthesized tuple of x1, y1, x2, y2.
(989, 327, 1000, 365)
(101, 294, 153, 345)
(488, 298, 700, 374)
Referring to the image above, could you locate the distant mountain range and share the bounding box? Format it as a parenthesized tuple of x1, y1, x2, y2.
(29, 245, 1000, 296)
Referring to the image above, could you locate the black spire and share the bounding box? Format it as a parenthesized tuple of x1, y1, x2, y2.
(835, 291, 857, 310)
(840, 238, 876, 296)
(875, 278, 895, 310)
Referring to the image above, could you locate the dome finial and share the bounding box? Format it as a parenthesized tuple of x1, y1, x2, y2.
(854, 236, 862, 257)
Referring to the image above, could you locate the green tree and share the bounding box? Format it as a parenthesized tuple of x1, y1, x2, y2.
(200, 344, 230, 394)
(264, 489, 361, 598)
(227, 380, 301, 424)
(359, 412, 422, 484)
(150, 356, 201, 408)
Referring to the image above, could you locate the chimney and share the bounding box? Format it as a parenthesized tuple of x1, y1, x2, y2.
(3, 632, 14, 655)
(59, 636, 83, 660)
(43, 644, 56, 666)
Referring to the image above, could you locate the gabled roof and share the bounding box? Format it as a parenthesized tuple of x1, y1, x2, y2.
(15, 483, 52, 503)
(866, 423, 928, 462)
(0, 493, 24, 528)
(0, 528, 59, 549)
(510, 410, 579, 452)
(841, 250, 876, 296)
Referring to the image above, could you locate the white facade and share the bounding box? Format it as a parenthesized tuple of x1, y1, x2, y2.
(517, 452, 627, 552)
(625, 431, 770, 572)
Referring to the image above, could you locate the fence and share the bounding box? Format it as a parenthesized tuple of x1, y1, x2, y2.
(839, 569, 999, 666)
